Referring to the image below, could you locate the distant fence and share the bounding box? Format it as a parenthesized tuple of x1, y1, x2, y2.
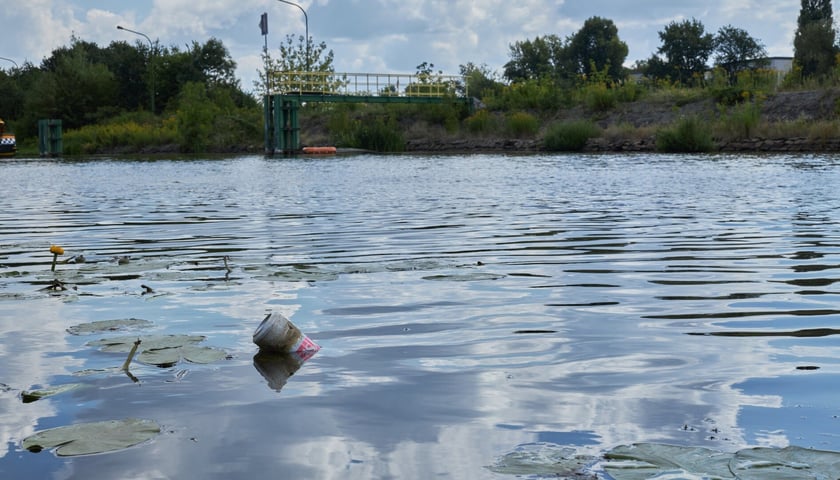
(267, 71, 468, 98)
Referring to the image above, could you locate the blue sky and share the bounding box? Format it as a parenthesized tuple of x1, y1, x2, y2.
(0, 1, 807, 94)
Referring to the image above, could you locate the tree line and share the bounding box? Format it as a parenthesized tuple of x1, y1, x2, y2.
(502, 0, 836, 87)
(0, 0, 836, 151)
(0, 35, 256, 140)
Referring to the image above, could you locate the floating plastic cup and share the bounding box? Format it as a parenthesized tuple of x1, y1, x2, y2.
(253, 312, 320, 360)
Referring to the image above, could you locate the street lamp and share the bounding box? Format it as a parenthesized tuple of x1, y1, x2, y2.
(0, 56, 18, 68)
(276, 0, 309, 70)
(117, 25, 156, 113)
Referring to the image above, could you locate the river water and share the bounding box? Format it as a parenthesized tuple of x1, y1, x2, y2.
(1, 153, 840, 479)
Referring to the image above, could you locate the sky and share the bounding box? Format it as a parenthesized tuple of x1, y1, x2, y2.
(0, 1, 811, 94)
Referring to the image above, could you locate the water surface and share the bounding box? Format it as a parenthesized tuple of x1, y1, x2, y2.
(2, 153, 840, 479)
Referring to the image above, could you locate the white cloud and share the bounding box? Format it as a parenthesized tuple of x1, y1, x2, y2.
(2, 0, 802, 91)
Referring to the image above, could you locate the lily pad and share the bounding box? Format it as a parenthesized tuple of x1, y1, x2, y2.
(179, 345, 229, 363)
(730, 445, 840, 479)
(22, 418, 160, 456)
(486, 442, 595, 476)
(600, 443, 840, 480)
(136, 345, 228, 367)
(604, 443, 733, 480)
(87, 334, 227, 367)
(21, 383, 86, 403)
(88, 334, 206, 353)
(67, 318, 154, 335)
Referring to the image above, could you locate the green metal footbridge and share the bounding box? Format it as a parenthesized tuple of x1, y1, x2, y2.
(263, 71, 471, 154)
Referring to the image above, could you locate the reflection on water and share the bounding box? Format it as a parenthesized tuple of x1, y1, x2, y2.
(2, 153, 840, 478)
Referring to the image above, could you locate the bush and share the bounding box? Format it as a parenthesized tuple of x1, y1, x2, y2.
(543, 120, 601, 151)
(582, 83, 617, 111)
(351, 116, 405, 152)
(487, 79, 572, 112)
(716, 101, 761, 140)
(656, 116, 715, 153)
(506, 111, 539, 137)
(62, 119, 178, 155)
(464, 109, 497, 134)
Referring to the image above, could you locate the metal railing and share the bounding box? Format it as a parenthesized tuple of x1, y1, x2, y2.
(268, 71, 467, 98)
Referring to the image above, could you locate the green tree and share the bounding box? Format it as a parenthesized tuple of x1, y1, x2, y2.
(458, 62, 502, 100)
(101, 40, 152, 112)
(156, 38, 242, 111)
(713, 25, 768, 84)
(175, 81, 220, 152)
(650, 18, 714, 85)
(22, 44, 118, 132)
(566, 16, 628, 82)
(793, 0, 837, 78)
(503, 35, 566, 82)
(0, 66, 27, 122)
(258, 33, 335, 94)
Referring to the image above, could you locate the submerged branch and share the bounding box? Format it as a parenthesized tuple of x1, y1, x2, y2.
(121, 339, 142, 372)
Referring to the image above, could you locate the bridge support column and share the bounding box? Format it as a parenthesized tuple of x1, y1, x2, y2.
(264, 95, 301, 155)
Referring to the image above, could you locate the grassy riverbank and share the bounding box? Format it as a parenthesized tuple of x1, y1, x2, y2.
(17, 76, 840, 156)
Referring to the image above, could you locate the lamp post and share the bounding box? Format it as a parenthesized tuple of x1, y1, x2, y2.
(117, 25, 155, 113)
(0, 56, 18, 69)
(276, 0, 309, 71)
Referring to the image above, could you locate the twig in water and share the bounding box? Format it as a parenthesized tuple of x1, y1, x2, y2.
(121, 339, 142, 372)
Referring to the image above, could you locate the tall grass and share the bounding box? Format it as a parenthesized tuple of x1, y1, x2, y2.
(464, 109, 497, 134)
(543, 120, 601, 151)
(656, 116, 714, 153)
(63, 119, 178, 155)
(715, 101, 762, 140)
(351, 116, 405, 152)
(506, 111, 539, 137)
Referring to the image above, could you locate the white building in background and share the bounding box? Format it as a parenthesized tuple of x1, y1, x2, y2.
(765, 57, 794, 73)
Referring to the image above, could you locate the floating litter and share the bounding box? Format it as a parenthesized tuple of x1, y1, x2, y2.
(253, 312, 320, 360)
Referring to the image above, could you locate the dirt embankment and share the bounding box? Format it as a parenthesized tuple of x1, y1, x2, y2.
(401, 89, 840, 154)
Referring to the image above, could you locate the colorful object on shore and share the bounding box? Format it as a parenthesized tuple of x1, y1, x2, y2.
(50, 245, 65, 271)
(302, 146, 337, 154)
(0, 118, 15, 158)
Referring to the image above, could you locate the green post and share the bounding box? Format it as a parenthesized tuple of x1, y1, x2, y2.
(38, 119, 63, 157)
(275, 96, 299, 155)
(264, 95, 274, 154)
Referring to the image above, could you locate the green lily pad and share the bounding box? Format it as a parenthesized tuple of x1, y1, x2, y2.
(179, 345, 230, 363)
(135, 345, 228, 367)
(22, 418, 160, 456)
(88, 334, 206, 353)
(21, 383, 86, 403)
(604, 443, 734, 480)
(135, 347, 182, 367)
(486, 443, 595, 476)
(67, 318, 154, 335)
(730, 445, 840, 479)
(87, 334, 226, 367)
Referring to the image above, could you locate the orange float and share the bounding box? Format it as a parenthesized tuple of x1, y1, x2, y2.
(302, 146, 337, 154)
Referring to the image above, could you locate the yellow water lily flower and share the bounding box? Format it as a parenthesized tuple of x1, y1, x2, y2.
(50, 245, 65, 255)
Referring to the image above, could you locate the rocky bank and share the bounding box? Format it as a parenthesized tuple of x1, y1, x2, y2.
(399, 88, 840, 154)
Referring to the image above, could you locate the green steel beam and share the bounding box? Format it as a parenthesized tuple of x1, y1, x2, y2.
(278, 93, 472, 105)
(264, 93, 473, 155)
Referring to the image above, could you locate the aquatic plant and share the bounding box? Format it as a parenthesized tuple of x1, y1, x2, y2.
(50, 245, 64, 271)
